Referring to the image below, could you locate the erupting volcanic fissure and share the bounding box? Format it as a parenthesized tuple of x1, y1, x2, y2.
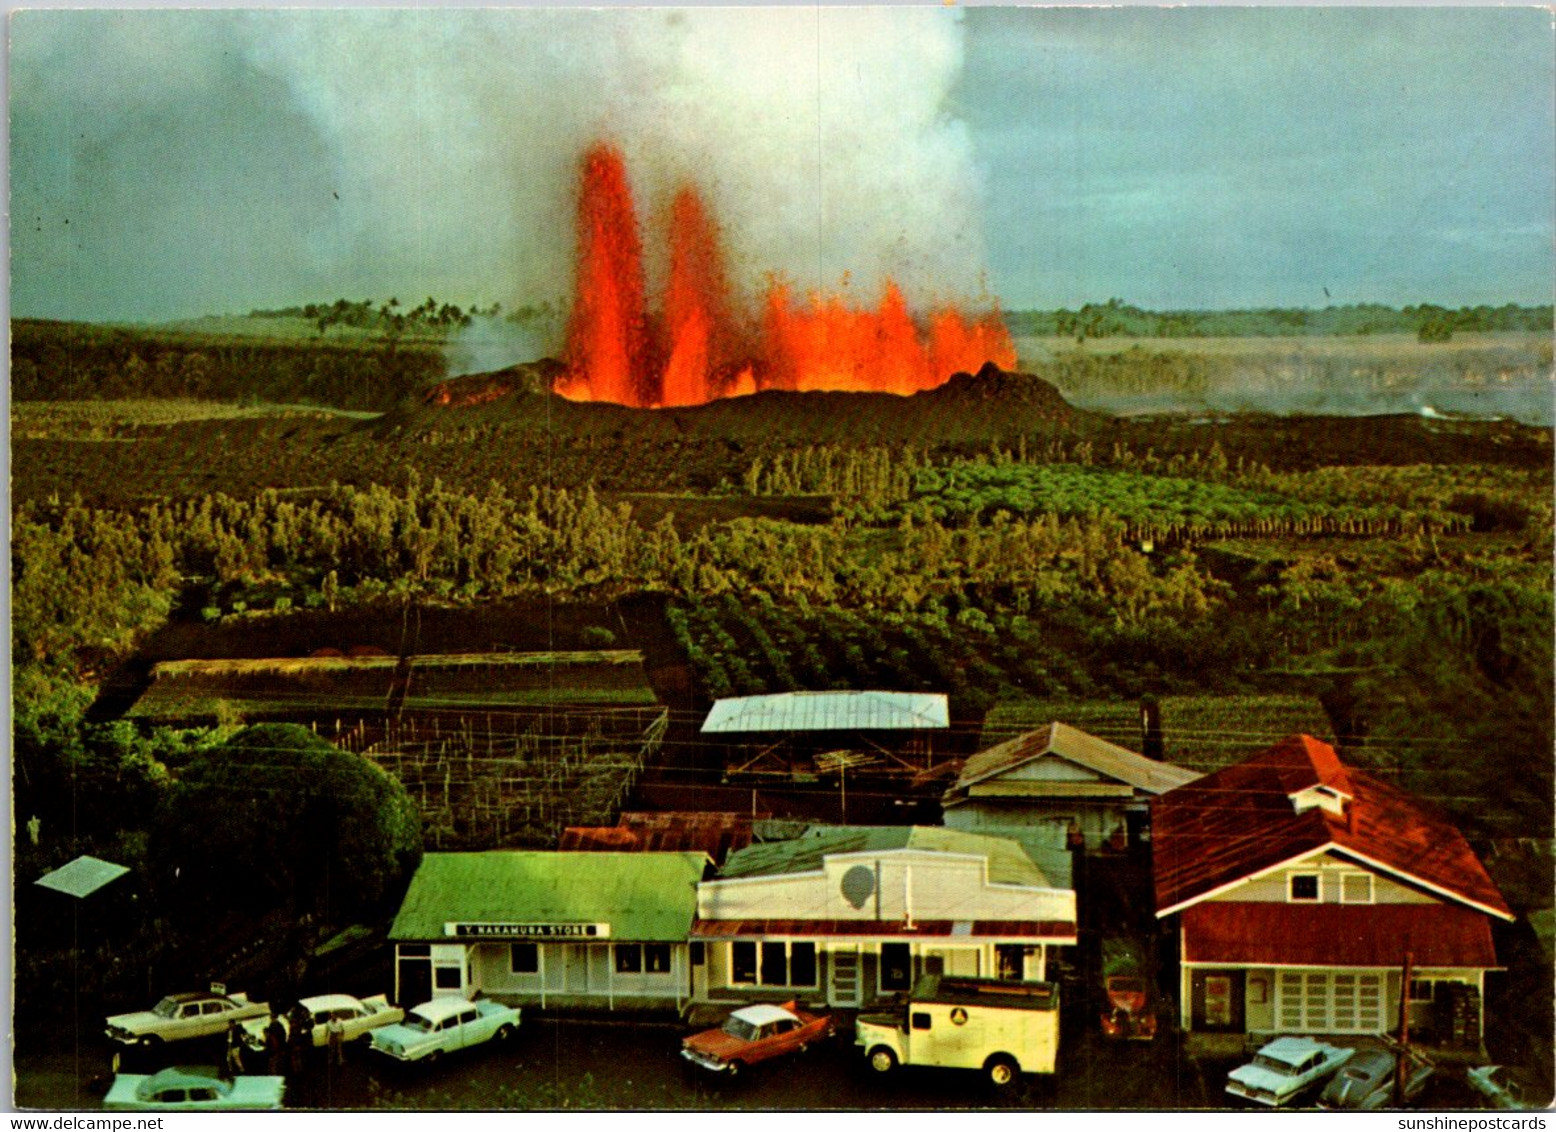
(556, 143, 1016, 408)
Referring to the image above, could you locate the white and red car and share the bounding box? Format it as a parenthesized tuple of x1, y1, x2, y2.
(105, 990, 269, 1050)
(239, 993, 403, 1052)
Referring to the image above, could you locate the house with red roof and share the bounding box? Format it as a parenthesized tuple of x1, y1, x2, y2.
(1152, 734, 1513, 1051)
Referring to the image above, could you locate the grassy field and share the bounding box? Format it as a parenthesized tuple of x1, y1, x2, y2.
(11, 399, 381, 439)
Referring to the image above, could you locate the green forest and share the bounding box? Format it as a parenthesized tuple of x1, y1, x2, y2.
(9, 312, 1554, 1028)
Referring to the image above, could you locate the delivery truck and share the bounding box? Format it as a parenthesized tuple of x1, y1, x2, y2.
(855, 976, 1060, 1087)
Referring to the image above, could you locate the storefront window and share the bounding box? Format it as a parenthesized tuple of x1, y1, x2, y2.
(510, 943, 538, 974)
(881, 942, 912, 991)
(731, 941, 816, 987)
(434, 964, 463, 990)
(761, 942, 787, 985)
(645, 944, 672, 974)
(615, 944, 643, 974)
(789, 942, 817, 987)
(732, 941, 758, 984)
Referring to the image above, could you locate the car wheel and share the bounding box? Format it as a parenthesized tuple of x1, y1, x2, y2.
(985, 1055, 1019, 1088)
(868, 1047, 898, 1074)
(495, 1025, 516, 1043)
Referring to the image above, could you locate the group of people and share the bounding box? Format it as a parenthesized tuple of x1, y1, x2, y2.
(225, 1001, 348, 1076)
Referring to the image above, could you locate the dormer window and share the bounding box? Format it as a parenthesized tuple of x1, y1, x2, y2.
(1288, 873, 1321, 902)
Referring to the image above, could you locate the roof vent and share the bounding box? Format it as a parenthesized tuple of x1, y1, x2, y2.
(1291, 783, 1349, 816)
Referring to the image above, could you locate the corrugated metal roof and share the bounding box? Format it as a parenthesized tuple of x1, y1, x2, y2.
(390, 851, 707, 941)
(1152, 734, 1513, 920)
(1182, 902, 1498, 968)
(559, 812, 757, 861)
(701, 692, 949, 734)
(34, 854, 129, 898)
(949, 722, 1200, 800)
(714, 826, 1062, 889)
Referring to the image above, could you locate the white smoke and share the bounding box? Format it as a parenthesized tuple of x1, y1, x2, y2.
(237, 8, 986, 335)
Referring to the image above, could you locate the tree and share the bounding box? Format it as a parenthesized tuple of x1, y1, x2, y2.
(149, 724, 422, 924)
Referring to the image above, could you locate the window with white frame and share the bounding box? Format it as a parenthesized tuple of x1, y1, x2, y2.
(1340, 872, 1374, 904)
(1287, 872, 1321, 902)
(731, 940, 816, 987)
(613, 943, 671, 975)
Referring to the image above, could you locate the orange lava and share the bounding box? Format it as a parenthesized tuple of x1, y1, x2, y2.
(559, 145, 1016, 408)
(558, 143, 650, 406)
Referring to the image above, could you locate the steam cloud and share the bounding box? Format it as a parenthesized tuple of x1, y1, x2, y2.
(12, 8, 987, 332)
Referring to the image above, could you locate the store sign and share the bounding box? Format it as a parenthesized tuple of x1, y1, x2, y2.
(444, 921, 611, 940)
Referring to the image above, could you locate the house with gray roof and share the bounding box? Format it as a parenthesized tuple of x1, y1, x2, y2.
(691, 826, 1077, 1010)
(942, 721, 1201, 853)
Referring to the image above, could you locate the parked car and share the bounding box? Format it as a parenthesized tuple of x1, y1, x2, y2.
(681, 1002, 834, 1078)
(1226, 1036, 1354, 1106)
(369, 997, 521, 1064)
(1098, 938, 1158, 1041)
(1318, 1046, 1434, 1110)
(239, 993, 403, 1052)
(103, 1066, 285, 1111)
(105, 990, 269, 1049)
(1467, 1065, 1545, 1110)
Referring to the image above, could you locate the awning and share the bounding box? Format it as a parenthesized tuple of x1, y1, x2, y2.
(1181, 902, 1498, 968)
(691, 918, 1077, 944)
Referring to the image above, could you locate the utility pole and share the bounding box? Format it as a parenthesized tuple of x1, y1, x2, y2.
(1397, 950, 1413, 1106)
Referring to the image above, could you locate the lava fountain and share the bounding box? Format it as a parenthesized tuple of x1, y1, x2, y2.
(558, 143, 1016, 408)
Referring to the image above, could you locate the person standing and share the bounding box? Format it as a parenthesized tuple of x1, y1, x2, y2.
(327, 1014, 346, 1067)
(264, 1010, 287, 1076)
(224, 1020, 245, 1075)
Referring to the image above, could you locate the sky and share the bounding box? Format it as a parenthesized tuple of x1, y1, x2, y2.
(8, 6, 1554, 324)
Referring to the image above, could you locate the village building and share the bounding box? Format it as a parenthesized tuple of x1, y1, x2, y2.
(701, 691, 952, 805)
(389, 850, 708, 1013)
(690, 826, 1076, 1011)
(1152, 734, 1514, 1054)
(941, 721, 1200, 853)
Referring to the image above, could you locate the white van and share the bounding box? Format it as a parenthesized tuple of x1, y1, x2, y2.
(855, 976, 1060, 1087)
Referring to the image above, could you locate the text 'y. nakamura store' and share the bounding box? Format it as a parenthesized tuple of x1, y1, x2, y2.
(389, 851, 708, 1012)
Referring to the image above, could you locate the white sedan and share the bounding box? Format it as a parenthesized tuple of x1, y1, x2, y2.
(369, 997, 522, 1064)
(105, 991, 269, 1049)
(103, 1066, 285, 1111)
(1226, 1036, 1354, 1106)
(240, 993, 403, 1052)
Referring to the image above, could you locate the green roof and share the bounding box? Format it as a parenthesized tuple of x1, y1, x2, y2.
(390, 851, 707, 942)
(718, 826, 1063, 888)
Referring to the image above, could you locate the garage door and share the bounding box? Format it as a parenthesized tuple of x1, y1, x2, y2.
(1277, 971, 1385, 1032)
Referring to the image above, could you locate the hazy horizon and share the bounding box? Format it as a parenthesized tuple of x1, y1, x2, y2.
(10, 7, 1554, 324)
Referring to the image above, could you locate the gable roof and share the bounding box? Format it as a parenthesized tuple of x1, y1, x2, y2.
(702, 692, 949, 733)
(947, 722, 1200, 802)
(1152, 734, 1513, 920)
(714, 826, 1063, 889)
(390, 851, 707, 941)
